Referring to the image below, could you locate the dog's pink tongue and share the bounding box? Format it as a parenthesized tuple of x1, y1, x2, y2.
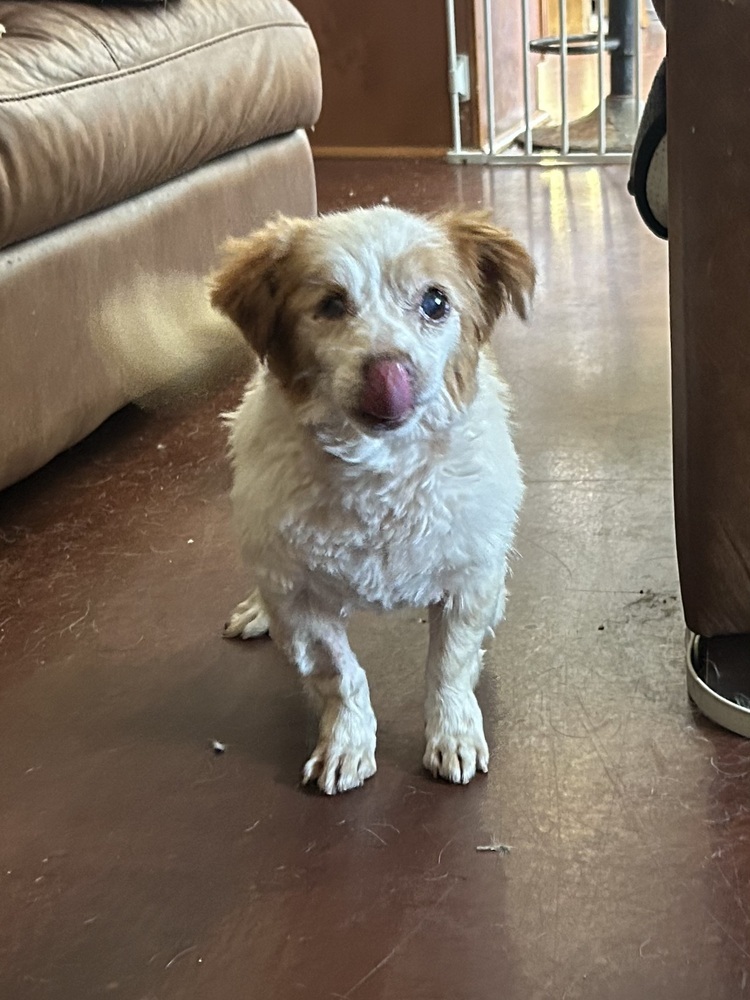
(360, 359, 414, 422)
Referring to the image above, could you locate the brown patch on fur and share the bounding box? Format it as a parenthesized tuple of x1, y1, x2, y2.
(437, 210, 536, 407)
(444, 323, 482, 408)
(210, 217, 317, 403)
(437, 210, 536, 332)
(265, 301, 321, 405)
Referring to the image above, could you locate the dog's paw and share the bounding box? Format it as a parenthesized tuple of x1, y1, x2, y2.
(223, 592, 270, 640)
(302, 709, 377, 795)
(423, 695, 489, 785)
(302, 741, 377, 796)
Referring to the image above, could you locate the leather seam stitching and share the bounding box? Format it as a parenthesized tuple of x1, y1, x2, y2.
(0, 20, 309, 103)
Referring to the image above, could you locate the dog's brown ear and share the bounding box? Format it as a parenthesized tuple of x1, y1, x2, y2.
(439, 210, 536, 334)
(210, 216, 309, 360)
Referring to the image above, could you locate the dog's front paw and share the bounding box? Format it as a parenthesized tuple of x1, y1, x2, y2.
(302, 708, 377, 795)
(223, 591, 270, 640)
(424, 693, 489, 785)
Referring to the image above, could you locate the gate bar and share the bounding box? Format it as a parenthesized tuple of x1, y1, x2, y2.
(446, 0, 462, 155)
(558, 0, 570, 154)
(521, 0, 533, 155)
(483, 0, 497, 155)
(597, 0, 606, 153)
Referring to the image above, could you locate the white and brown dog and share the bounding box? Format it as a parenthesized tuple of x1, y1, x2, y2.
(210, 206, 535, 795)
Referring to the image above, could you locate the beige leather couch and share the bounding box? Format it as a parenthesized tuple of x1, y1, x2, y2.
(0, 0, 321, 490)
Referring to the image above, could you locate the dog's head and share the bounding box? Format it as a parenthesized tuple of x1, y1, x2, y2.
(211, 206, 534, 436)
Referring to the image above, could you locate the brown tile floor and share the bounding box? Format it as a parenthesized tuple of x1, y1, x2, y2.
(2, 161, 750, 1000)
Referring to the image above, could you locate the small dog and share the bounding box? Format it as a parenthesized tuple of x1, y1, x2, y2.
(211, 206, 535, 795)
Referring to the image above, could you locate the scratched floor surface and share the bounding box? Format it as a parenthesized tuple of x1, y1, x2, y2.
(2, 161, 748, 1000)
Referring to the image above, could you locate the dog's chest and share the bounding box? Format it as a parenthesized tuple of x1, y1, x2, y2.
(233, 368, 522, 610)
(277, 452, 508, 609)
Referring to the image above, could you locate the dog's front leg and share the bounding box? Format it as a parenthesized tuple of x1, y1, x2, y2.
(274, 604, 377, 795)
(423, 584, 506, 785)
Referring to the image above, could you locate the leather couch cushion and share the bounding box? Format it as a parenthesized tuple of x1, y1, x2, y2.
(0, 128, 316, 491)
(0, 0, 321, 251)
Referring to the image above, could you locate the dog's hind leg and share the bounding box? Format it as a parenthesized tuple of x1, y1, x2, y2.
(422, 579, 507, 785)
(223, 589, 271, 639)
(273, 605, 377, 795)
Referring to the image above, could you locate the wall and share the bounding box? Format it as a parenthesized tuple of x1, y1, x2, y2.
(294, 0, 476, 155)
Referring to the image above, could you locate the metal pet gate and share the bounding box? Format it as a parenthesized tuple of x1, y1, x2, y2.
(445, 0, 644, 165)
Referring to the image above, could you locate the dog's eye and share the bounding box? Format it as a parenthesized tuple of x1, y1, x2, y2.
(317, 291, 348, 320)
(420, 287, 450, 321)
